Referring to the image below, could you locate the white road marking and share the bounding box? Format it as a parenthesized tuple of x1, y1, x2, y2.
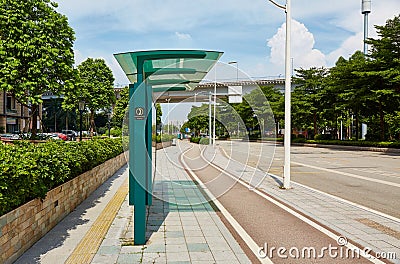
(219, 146, 400, 224)
(199, 147, 384, 264)
(292, 161, 400, 188)
(180, 147, 274, 264)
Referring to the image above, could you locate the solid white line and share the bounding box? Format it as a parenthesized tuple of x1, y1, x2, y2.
(218, 146, 400, 223)
(180, 147, 274, 264)
(292, 161, 400, 188)
(271, 172, 400, 224)
(201, 147, 384, 264)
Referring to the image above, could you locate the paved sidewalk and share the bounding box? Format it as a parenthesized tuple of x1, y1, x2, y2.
(92, 144, 250, 263)
(202, 144, 400, 264)
(15, 144, 251, 264)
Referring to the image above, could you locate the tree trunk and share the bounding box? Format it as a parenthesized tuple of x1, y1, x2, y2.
(355, 110, 359, 141)
(333, 112, 338, 140)
(89, 110, 96, 137)
(31, 104, 38, 138)
(313, 111, 317, 136)
(379, 101, 385, 141)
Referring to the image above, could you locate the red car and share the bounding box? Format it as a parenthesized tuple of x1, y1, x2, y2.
(55, 133, 68, 141)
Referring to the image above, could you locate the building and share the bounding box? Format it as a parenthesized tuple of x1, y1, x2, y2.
(0, 91, 30, 133)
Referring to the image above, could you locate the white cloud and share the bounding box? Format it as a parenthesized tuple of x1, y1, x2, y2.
(59, 0, 400, 84)
(326, 32, 364, 65)
(268, 19, 326, 70)
(175, 32, 192, 41)
(73, 49, 85, 66)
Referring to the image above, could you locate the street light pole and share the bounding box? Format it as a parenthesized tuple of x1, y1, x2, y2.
(269, 0, 291, 189)
(166, 98, 171, 134)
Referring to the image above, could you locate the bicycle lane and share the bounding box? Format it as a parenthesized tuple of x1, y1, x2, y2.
(181, 142, 379, 264)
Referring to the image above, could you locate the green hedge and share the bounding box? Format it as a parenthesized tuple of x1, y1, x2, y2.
(152, 134, 176, 143)
(0, 138, 123, 216)
(302, 140, 400, 148)
(199, 138, 210, 145)
(190, 137, 201, 144)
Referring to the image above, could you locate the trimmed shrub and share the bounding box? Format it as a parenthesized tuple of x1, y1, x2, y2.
(199, 138, 210, 145)
(0, 138, 123, 216)
(292, 137, 306, 143)
(314, 134, 332, 140)
(305, 139, 400, 148)
(190, 137, 201, 144)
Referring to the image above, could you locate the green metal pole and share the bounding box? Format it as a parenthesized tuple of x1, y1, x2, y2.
(131, 59, 147, 244)
(145, 82, 153, 206)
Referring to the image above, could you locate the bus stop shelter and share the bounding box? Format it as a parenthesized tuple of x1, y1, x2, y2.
(114, 50, 223, 244)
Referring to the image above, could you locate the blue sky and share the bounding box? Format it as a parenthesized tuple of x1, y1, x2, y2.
(57, 0, 399, 86)
(56, 0, 399, 121)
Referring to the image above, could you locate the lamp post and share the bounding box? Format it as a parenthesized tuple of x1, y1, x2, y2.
(78, 101, 85, 142)
(268, 0, 291, 189)
(165, 98, 171, 134)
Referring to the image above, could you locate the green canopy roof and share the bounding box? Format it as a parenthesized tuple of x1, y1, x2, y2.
(114, 50, 223, 91)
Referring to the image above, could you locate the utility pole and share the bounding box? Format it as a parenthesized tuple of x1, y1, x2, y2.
(268, 0, 291, 189)
(362, 0, 371, 55)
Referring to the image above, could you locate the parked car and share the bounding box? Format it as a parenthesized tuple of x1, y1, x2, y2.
(1, 134, 13, 141)
(45, 133, 62, 140)
(61, 130, 77, 141)
(55, 133, 68, 141)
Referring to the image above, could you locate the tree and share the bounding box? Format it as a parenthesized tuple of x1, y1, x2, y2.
(63, 58, 115, 136)
(0, 0, 75, 137)
(155, 103, 162, 133)
(363, 14, 400, 140)
(186, 104, 210, 136)
(329, 52, 370, 140)
(112, 86, 129, 126)
(293, 67, 329, 137)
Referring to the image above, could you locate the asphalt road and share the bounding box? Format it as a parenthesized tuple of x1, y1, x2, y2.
(217, 141, 400, 219)
(182, 144, 372, 264)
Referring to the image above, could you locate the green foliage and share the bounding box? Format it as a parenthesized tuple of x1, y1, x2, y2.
(292, 137, 306, 143)
(156, 103, 162, 125)
(152, 133, 176, 143)
(199, 138, 210, 145)
(112, 86, 129, 126)
(0, 138, 123, 215)
(185, 104, 210, 136)
(110, 127, 122, 137)
(63, 58, 116, 135)
(314, 134, 332, 140)
(0, 0, 76, 136)
(190, 137, 201, 144)
(293, 67, 329, 136)
(304, 140, 400, 148)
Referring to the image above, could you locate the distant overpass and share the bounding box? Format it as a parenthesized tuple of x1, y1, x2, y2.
(42, 79, 296, 103)
(119, 78, 295, 103)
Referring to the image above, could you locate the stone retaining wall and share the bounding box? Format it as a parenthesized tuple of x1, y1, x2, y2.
(0, 153, 127, 264)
